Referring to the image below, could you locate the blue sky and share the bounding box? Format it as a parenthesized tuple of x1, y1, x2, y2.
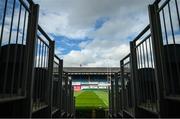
(94, 17, 110, 30)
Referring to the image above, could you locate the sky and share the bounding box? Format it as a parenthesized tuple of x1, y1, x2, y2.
(33, 0, 155, 67)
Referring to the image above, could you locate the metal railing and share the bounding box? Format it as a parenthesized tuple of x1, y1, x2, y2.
(110, 79, 115, 116)
(68, 86, 74, 117)
(60, 72, 65, 116)
(32, 25, 54, 112)
(110, 0, 180, 118)
(115, 72, 122, 116)
(108, 72, 120, 117)
(108, 86, 112, 117)
(52, 55, 63, 113)
(0, 0, 31, 101)
(131, 25, 158, 113)
(61, 73, 75, 117)
(61, 72, 69, 116)
(112, 73, 117, 116)
(157, 0, 180, 97)
(120, 54, 134, 116)
(0, 0, 75, 118)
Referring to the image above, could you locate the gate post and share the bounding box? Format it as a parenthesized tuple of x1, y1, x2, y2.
(111, 80, 114, 116)
(22, 2, 39, 118)
(148, 3, 166, 117)
(47, 41, 55, 117)
(64, 72, 68, 117)
(114, 73, 118, 116)
(59, 60, 63, 113)
(120, 60, 124, 115)
(130, 41, 138, 117)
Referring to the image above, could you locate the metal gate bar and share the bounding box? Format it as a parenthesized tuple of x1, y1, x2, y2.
(32, 25, 54, 113)
(0, 0, 31, 101)
(120, 54, 135, 117)
(158, 0, 180, 96)
(131, 24, 158, 113)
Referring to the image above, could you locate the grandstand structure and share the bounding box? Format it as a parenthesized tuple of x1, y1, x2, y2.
(64, 67, 120, 91)
(1, 0, 180, 118)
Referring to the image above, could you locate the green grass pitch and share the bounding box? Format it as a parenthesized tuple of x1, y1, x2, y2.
(74, 89, 109, 110)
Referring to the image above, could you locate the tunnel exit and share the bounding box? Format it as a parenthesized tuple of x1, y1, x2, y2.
(64, 67, 120, 118)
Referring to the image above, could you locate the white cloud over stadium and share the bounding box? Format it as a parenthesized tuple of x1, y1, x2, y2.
(34, 0, 155, 67)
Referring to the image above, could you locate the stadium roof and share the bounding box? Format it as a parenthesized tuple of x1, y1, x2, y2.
(63, 67, 120, 74)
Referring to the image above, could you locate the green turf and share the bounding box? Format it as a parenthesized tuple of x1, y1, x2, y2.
(94, 90, 109, 106)
(74, 90, 109, 110)
(74, 90, 84, 97)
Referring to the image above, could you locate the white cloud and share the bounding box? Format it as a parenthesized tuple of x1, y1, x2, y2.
(79, 41, 89, 49)
(35, 0, 154, 38)
(63, 41, 130, 67)
(38, 12, 91, 39)
(34, 0, 155, 67)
